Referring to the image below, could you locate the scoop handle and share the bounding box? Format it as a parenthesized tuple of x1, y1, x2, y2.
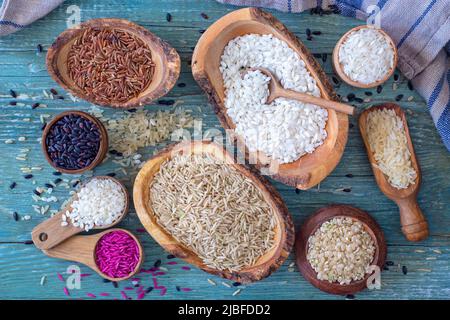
(396, 197, 428, 242)
(31, 211, 81, 250)
(278, 88, 356, 116)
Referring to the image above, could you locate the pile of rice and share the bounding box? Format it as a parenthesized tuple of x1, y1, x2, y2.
(149, 153, 276, 272)
(220, 34, 328, 164)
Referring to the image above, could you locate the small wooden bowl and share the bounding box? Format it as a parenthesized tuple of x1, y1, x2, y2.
(332, 25, 398, 89)
(43, 228, 143, 282)
(133, 140, 295, 283)
(41, 110, 109, 174)
(192, 8, 348, 190)
(46, 18, 180, 109)
(295, 205, 387, 295)
(359, 103, 428, 241)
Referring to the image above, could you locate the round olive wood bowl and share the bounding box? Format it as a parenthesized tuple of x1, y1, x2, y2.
(192, 8, 348, 190)
(46, 18, 180, 109)
(295, 205, 387, 295)
(133, 140, 295, 283)
(332, 25, 398, 89)
(41, 110, 109, 174)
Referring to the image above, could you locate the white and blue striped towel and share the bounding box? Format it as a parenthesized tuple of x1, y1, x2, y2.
(217, 0, 450, 152)
(0, 0, 63, 36)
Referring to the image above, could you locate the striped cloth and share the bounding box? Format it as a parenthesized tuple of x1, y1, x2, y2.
(217, 0, 450, 152)
(0, 0, 64, 36)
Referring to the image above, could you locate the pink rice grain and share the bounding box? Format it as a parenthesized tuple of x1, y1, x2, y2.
(63, 287, 70, 296)
(181, 266, 191, 271)
(167, 261, 177, 265)
(99, 292, 110, 297)
(94, 230, 140, 279)
(57, 273, 64, 282)
(87, 293, 97, 298)
(120, 291, 128, 300)
(181, 288, 193, 292)
(137, 292, 146, 300)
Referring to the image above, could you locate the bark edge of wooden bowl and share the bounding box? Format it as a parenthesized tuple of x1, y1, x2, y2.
(295, 204, 387, 295)
(41, 110, 109, 174)
(46, 18, 180, 109)
(191, 7, 348, 190)
(332, 25, 398, 89)
(133, 140, 295, 283)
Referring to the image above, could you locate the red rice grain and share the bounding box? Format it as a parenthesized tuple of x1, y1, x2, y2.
(67, 27, 155, 105)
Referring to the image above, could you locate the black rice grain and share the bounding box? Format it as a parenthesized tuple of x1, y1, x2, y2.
(53, 178, 62, 184)
(41, 123, 47, 131)
(305, 28, 312, 37)
(166, 13, 172, 22)
(343, 188, 352, 193)
(112, 281, 118, 288)
(145, 287, 154, 293)
(50, 88, 58, 95)
(167, 254, 175, 259)
(24, 174, 33, 179)
(365, 91, 373, 96)
(10, 89, 17, 98)
(154, 259, 162, 268)
(232, 282, 241, 287)
(354, 97, 364, 103)
(295, 188, 300, 194)
(321, 53, 327, 63)
(31, 102, 40, 109)
(386, 261, 394, 266)
(199, 29, 206, 34)
(377, 85, 383, 93)
(158, 99, 175, 105)
(13, 212, 19, 221)
(201, 13, 209, 19)
(45, 183, 54, 188)
(106, 172, 116, 177)
(347, 93, 355, 102)
(52, 171, 62, 176)
(345, 173, 354, 178)
(402, 266, 408, 275)
(394, 73, 399, 81)
(9, 182, 17, 189)
(9, 101, 17, 106)
(127, 108, 137, 113)
(313, 53, 322, 59)
(72, 181, 80, 188)
(37, 44, 43, 53)
(408, 80, 414, 91)
(395, 94, 404, 101)
(345, 294, 355, 300)
(46, 114, 101, 170)
(33, 189, 41, 196)
(103, 279, 111, 283)
(177, 83, 186, 87)
(312, 30, 322, 35)
(332, 76, 340, 85)
(176, 286, 181, 292)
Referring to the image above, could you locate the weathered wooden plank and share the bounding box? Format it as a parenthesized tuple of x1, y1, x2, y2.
(0, 0, 449, 300)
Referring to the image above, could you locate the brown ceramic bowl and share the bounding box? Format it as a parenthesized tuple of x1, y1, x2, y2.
(295, 205, 387, 295)
(42, 110, 109, 174)
(332, 25, 398, 89)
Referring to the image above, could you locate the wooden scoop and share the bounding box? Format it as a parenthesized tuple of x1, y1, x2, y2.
(359, 103, 428, 241)
(245, 68, 356, 116)
(42, 228, 143, 281)
(32, 176, 129, 250)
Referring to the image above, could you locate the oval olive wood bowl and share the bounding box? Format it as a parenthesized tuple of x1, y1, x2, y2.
(133, 140, 295, 283)
(41, 110, 109, 174)
(46, 18, 180, 109)
(191, 8, 348, 190)
(332, 25, 398, 89)
(359, 103, 428, 241)
(295, 205, 387, 295)
(43, 228, 143, 282)
(32, 176, 129, 250)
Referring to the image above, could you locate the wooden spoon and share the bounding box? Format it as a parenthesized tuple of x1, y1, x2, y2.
(245, 68, 356, 116)
(296, 205, 387, 295)
(42, 228, 143, 282)
(32, 176, 129, 250)
(359, 103, 428, 241)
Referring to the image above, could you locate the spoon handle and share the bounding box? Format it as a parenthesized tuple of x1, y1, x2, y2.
(278, 88, 356, 116)
(396, 197, 428, 242)
(31, 211, 81, 250)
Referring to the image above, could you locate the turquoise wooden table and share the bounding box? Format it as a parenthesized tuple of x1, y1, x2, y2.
(0, 0, 449, 300)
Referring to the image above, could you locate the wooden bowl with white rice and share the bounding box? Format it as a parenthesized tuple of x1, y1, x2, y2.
(191, 7, 348, 190)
